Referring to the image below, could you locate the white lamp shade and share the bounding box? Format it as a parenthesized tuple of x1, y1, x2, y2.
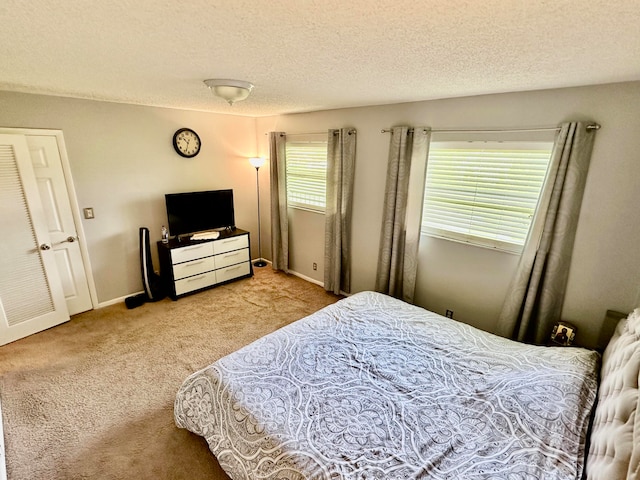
(249, 157, 266, 168)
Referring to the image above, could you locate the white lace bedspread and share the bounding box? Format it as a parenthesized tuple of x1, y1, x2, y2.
(175, 291, 599, 479)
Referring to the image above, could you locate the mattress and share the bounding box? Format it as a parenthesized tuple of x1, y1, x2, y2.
(175, 291, 600, 479)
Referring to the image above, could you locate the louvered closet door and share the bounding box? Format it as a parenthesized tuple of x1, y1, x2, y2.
(0, 134, 69, 346)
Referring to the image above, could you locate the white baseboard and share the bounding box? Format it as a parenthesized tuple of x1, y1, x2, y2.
(251, 257, 323, 288)
(253, 260, 351, 295)
(95, 261, 350, 309)
(289, 270, 323, 287)
(97, 291, 144, 309)
(288, 269, 351, 296)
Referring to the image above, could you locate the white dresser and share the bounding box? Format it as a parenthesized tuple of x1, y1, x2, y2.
(157, 229, 252, 299)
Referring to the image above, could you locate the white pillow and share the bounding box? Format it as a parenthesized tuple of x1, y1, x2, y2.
(586, 308, 640, 479)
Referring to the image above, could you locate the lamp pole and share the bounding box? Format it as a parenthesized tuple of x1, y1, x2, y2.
(250, 158, 267, 267)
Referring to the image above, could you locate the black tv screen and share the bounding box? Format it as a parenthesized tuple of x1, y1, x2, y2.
(165, 189, 235, 237)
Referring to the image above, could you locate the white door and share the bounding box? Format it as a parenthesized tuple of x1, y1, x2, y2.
(27, 135, 92, 315)
(0, 134, 69, 345)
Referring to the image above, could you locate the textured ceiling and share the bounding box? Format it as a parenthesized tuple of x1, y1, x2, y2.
(1, 0, 640, 117)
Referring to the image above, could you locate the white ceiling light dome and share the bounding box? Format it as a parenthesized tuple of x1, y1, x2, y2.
(203, 79, 254, 105)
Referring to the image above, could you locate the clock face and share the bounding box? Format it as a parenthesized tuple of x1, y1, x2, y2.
(173, 128, 201, 158)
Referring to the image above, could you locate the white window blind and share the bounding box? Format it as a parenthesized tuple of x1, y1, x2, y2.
(285, 139, 328, 212)
(421, 141, 553, 252)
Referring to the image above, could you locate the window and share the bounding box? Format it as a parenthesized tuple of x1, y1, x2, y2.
(421, 141, 554, 253)
(285, 138, 328, 212)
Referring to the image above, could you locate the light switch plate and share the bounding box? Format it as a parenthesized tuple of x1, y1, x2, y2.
(83, 207, 94, 219)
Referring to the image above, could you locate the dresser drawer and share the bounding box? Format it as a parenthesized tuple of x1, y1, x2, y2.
(171, 243, 215, 264)
(215, 248, 250, 269)
(173, 256, 216, 280)
(213, 235, 249, 255)
(157, 229, 253, 300)
(175, 271, 217, 296)
(216, 261, 251, 283)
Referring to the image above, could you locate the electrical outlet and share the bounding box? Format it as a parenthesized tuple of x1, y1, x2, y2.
(445, 309, 454, 319)
(313, 262, 317, 271)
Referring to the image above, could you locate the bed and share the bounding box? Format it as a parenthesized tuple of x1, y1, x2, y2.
(175, 291, 640, 479)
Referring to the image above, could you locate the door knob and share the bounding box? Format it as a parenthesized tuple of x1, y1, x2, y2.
(65, 236, 78, 243)
(40, 243, 51, 250)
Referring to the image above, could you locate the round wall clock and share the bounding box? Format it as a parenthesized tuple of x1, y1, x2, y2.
(172, 128, 201, 158)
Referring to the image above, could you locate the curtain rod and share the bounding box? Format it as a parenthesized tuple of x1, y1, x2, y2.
(380, 124, 601, 134)
(265, 129, 357, 136)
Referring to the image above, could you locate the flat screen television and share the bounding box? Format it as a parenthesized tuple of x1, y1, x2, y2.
(165, 189, 235, 237)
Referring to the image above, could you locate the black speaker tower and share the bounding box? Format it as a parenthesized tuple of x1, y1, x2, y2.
(125, 227, 166, 309)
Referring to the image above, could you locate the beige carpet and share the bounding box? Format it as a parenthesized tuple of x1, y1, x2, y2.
(0, 268, 341, 479)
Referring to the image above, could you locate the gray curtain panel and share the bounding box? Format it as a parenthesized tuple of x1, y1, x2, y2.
(375, 126, 430, 303)
(496, 122, 597, 344)
(324, 128, 356, 295)
(268, 132, 289, 273)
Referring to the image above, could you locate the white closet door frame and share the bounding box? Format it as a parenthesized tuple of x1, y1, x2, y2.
(0, 134, 68, 343)
(0, 128, 98, 310)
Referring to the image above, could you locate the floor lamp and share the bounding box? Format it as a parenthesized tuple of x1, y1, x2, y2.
(249, 157, 267, 267)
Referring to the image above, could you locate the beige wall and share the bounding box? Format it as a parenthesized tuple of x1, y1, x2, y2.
(256, 81, 640, 348)
(0, 91, 258, 304)
(2, 82, 639, 348)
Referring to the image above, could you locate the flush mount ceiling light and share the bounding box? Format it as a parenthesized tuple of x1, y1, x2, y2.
(203, 79, 254, 105)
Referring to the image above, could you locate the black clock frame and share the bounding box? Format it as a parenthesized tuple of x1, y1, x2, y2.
(172, 128, 201, 158)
